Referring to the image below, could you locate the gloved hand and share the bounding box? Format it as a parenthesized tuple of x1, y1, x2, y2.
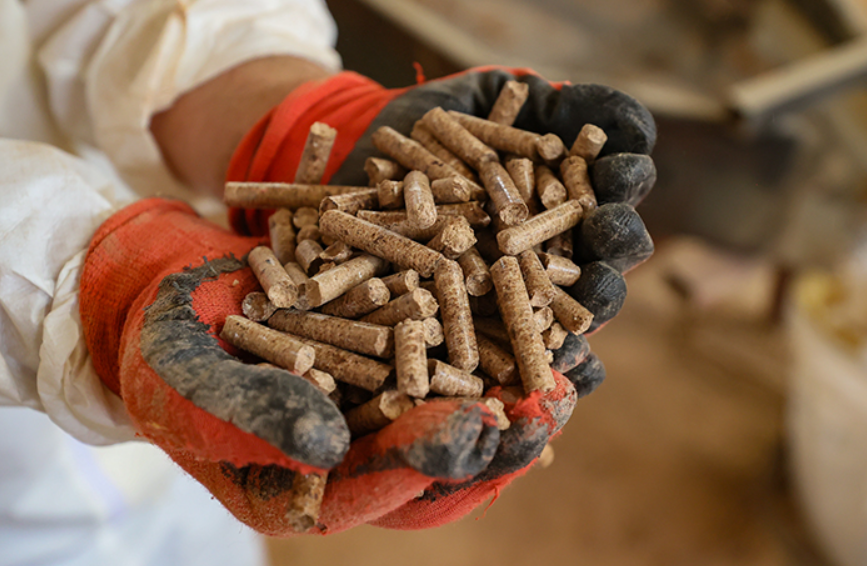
(79, 198, 500, 536)
(226, 67, 657, 530)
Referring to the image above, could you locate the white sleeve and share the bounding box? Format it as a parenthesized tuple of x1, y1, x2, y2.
(26, 0, 341, 196)
(0, 138, 136, 445)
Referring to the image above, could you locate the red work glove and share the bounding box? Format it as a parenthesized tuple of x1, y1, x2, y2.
(226, 67, 657, 530)
(80, 198, 500, 536)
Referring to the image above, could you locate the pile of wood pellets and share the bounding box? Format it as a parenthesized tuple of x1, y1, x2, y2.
(221, 80, 605, 441)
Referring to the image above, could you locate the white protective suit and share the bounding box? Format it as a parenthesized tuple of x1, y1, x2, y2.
(0, 1, 341, 564)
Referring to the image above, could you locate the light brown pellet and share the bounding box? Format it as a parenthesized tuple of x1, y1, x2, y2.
(570, 124, 607, 162)
(304, 254, 388, 307)
(283, 261, 310, 310)
(248, 246, 298, 308)
(377, 180, 403, 209)
(357, 202, 490, 230)
(268, 209, 296, 265)
(296, 225, 323, 243)
(476, 333, 518, 386)
(497, 200, 584, 256)
(224, 183, 367, 209)
(458, 247, 492, 297)
(428, 360, 484, 397)
(550, 286, 594, 334)
(221, 315, 314, 375)
(481, 397, 511, 430)
(426, 216, 477, 260)
(410, 122, 477, 181)
(534, 306, 554, 332)
(430, 176, 473, 203)
(545, 230, 574, 259)
(490, 256, 556, 393)
(360, 288, 439, 326)
(434, 260, 479, 372)
(448, 112, 567, 162)
(294, 239, 325, 275)
(504, 155, 536, 208)
(242, 292, 278, 322)
(542, 322, 569, 350)
(403, 171, 438, 230)
(540, 253, 582, 286)
(488, 80, 529, 126)
(479, 160, 529, 227)
(365, 157, 406, 186)
(319, 241, 353, 264)
(286, 472, 328, 533)
(518, 250, 557, 307)
(422, 317, 445, 348)
(319, 278, 390, 319)
(381, 270, 419, 296)
(320, 189, 379, 215)
(302, 368, 337, 394)
(420, 107, 498, 171)
(394, 320, 430, 398)
(344, 390, 414, 437)
(535, 164, 568, 209)
(269, 310, 394, 358)
(293, 207, 319, 229)
(295, 122, 337, 185)
(296, 335, 392, 392)
(560, 155, 597, 211)
(319, 210, 445, 277)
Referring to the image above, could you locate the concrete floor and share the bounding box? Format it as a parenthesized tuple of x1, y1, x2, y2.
(267, 239, 827, 566)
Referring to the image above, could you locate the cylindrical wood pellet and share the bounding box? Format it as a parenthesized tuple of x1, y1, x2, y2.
(358, 202, 491, 229)
(570, 123, 608, 162)
(497, 200, 584, 256)
(535, 164, 568, 210)
(295, 239, 325, 275)
(381, 270, 419, 296)
(360, 288, 439, 326)
(344, 390, 414, 437)
(534, 306, 555, 332)
(435, 259, 479, 372)
(320, 189, 379, 215)
(476, 333, 518, 386)
(377, 180, 403, 209)
(295, 335, 392, 392)
(479, 160, 529, 227)
(242, 292, 278, 322)
(268, 310, 394, 358)
(550, 286, 594, 335)
(365, 157, 406, 186)
(542, 322, 569, 350)
(560, 155, 597, 211)
(540, 253, 582, 286)
(286, 471, 328, 533)
(296, 225, 323, 243)
(302, 368, 337, 394)
(248, 246, 298, 308)
(420, 107, 499, 171)
(490, 256, 556, 393)
(426, 216, 477, 260)
(319, 210, 445, 277)
(505, 155, 536, 207)
(283, 261, 310, 310)
(221, 315, 315, 375)
(458, 247, 492, 297)
(269, 209, 296, 265)
(487, 80, 529, 126)
(304, 254, 388, 307)
(224, 183, 368, 210)
(422, 317, 445, 348)
(410, 122, 477, 181)
(319, 241, 353, 264)
(319, 278, 390, 319)
(430, 176, 473, 203)
(403, 171, 437, 229)
(293, 207, 319, 229)
(295, 122, 337, 185)
(518, 250, 557, 307)
(448, 111, 566, 162)
(428, 360, 484, 397)
(394, 320, 430, 398)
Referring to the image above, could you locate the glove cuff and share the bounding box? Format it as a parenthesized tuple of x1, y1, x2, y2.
(226, 71, 407, 235)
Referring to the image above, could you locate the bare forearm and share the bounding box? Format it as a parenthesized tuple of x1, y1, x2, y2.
(151, 56, 334, 197)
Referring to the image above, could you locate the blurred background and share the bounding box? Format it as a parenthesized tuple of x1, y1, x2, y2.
(269, 0, 867, 564)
